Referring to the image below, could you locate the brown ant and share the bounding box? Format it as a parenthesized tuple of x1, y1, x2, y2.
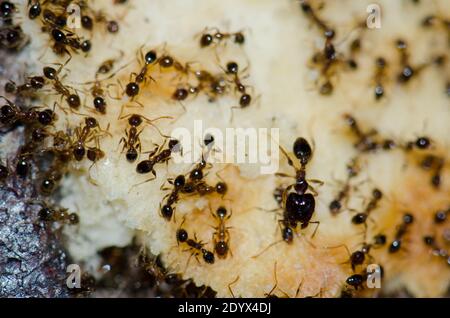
(199, 27, 245, 48)
(373, 57, 387, 100)
(388, 213, 414, 253)
(423, 236, 449, 265)
(0, 97, 56, 127)
(211, 206, 232, 259)
(176, 220, 215, 265)
(71, 117, 108, 161)
(223, 61, 253, 109)
(119, 113, 171, 162)
(336, 234, 386, 272)
(135, 138, 180, 180)
(343, 114, 378, 152)
(160, 174, 186, 220)
(30, 201, 79, 225)
(43, 64, 81, 110)
(329, 157, 361, 215)
(351, 188, 383, 239)
(4, 75, 45, 97)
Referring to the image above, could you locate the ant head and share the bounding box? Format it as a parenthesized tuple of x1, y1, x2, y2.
(293, 137, 312, 165)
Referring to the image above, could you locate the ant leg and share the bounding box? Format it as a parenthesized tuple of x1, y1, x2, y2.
(227, 276, 239, 298)
(309, 221, 321, 238)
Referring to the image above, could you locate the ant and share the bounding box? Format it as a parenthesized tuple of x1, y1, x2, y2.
(351, 188, 383, 238)
(388, 213, 414, 253)
(0, 97, 56, 127)
(418, 154, 445, 189)
(211, 206, 232, 258)
(135, 139, 180, 180)
(224, 61, 253, 108)
(343, 114, 379, 152)
(277, 137, 322, 236)
(373, 57, 387, 100)
(71, 117, 107, 161)
(119, 114, 171, 162)
(43, 65, 81, 110)
(395, 39, 429, 84)
(126, 48, 158, 97)
(199, 27, 245, 48)
(30, 201, 79, 225)
(4, 75, 45, 97)
(423, 236, 449, 265)
(329, 157, 361, 215)
(176, 220, 215, 265)
(338, 234, 386, 271)
(160, 174, 186, 220)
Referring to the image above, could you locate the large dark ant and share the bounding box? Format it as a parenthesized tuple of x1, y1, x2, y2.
(277, 137, 322, 235)
(176, 220, 215, 265)
(43, 65, 81, 109)
(211, 206, 232, 259)
(388, 213, 414, 253)
(199, 27, 245, 48)
(119, 114, 171, 162)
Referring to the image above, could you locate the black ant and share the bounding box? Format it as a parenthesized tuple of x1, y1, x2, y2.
(373, 57, 387, 100)
(30, 201, 79, 225)
(277, 137, 322, 235)
(176, 220, 215, 265)
(388, 213, 414, 253)
(135, 139, 180, 180)
(43, 65, 81, 109)
(119, 114, 171, 162)
(199, 27, 245, 48)
(211, 206, 232, 258)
